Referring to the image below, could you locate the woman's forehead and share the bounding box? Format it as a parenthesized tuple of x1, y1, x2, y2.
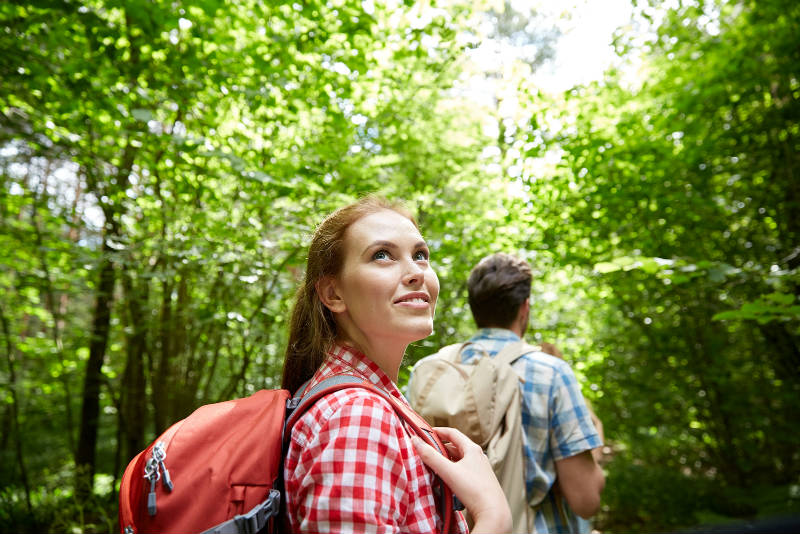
(346, 209, 423, 244)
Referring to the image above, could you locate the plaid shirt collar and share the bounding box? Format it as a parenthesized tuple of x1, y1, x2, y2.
(311, 343, 405, 401)
(465, 327, 522, 355)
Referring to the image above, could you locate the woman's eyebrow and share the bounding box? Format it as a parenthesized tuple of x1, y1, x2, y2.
(362, 240, 396, 255)
(361, 240, 427, 255)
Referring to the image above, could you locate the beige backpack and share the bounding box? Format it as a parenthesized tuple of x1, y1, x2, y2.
(408, 341, 539, 534)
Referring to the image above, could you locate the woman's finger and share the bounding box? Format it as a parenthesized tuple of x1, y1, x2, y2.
(433, 426, 482, 455)
(432, 426, 465, 442)
(415, 428, 511, 534)
(443, 442, 460, 459)
(411, 436, 452, 477)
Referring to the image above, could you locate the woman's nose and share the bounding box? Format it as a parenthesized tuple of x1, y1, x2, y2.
(402, 261, 425, 286)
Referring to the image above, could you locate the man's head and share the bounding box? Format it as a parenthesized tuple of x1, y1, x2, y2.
(467, 253, 532, 332)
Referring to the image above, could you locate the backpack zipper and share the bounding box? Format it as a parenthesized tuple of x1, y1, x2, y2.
(144, 441, 173, 516)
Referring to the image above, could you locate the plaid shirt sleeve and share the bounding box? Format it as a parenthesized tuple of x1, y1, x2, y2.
(548, 360, 603, 461)
(284, 388, 446, 534)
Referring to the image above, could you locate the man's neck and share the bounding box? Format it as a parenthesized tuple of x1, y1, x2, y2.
(478, 325, 521, 338)
(508, 323, 524, 338)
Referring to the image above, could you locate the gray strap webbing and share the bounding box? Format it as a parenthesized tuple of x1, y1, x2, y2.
(290, 374, 365, 416)
(200, 489, 280, 534)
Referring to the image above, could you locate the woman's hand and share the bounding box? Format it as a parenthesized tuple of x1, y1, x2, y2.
(412, 427, 512, 534)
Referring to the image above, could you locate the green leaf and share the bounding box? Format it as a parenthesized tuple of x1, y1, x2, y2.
(764, 292, 795, 305)
(595, 262, 622, 273)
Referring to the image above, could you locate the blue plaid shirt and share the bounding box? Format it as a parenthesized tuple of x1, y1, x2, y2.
(460, 328, 602, 534)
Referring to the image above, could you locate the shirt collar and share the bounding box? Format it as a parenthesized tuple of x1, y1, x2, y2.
(312, 344, 403, 400)
(469, 327, 522, 343)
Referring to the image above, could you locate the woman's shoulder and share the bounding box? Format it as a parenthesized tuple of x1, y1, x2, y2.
(292, 385, 404, 440)
(316, 384, 397, 413)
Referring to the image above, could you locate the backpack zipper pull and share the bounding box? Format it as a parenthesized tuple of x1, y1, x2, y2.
(144, 456, 160, 516)
(152, 442, 173, 492)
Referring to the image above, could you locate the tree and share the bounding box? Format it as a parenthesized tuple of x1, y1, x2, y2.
(1, 1, 494, 523)
(518, 0, 800, 527)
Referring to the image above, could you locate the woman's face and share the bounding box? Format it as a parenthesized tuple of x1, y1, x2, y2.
(325, 209, 440, 351)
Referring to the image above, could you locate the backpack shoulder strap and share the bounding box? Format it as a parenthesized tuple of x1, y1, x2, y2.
(287, 375, 361, 418)
(493, 340, 541, 368)
(367, 385, 459, 533)
(433, 342, 470, 363)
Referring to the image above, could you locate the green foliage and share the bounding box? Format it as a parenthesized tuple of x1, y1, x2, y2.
(531, 0, 800, 528)
(600, 456, 800, 532)
(0, 473, 117, 534)
(1, 0, 499, 526)
(598, 457, 712, 531)
(713, 292, 800, 324)
(2, 0, 799, 531)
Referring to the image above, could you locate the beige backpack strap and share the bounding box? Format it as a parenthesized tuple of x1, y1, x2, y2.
(435, 342, 471, 363)
(493, 340, 540, 368)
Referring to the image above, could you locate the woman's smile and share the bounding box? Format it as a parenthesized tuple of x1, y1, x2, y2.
(394, 291, 432, 309)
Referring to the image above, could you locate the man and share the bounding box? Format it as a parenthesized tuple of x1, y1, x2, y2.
(461, 252, 605, 533)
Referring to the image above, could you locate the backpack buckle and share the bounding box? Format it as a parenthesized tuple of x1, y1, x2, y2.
(233, 489, 280, 534)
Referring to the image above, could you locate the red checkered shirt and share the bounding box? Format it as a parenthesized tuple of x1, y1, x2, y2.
(284, 344, 469, 534)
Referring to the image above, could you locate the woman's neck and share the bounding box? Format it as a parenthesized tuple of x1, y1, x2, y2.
(335, 336, 407, 383)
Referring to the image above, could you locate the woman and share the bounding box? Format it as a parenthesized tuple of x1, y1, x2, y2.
(282, 196, 511, 533)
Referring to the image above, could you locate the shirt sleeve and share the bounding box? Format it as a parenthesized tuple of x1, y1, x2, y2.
(286, 389, 439, 534)
(548, 362, 603, 461)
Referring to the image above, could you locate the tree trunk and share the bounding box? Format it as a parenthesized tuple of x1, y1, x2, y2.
(1, 306, 32, 513)
(120, 270, 149, 463)
(75, 246, 116, 498)
(153, 276, 174, 434)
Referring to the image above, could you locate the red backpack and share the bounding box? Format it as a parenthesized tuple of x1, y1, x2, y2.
(118, 375, 459, 534)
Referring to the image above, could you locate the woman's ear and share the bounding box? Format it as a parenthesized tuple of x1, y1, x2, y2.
(316, 276, 347, 314)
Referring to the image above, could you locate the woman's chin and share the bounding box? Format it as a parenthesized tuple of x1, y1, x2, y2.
(379, 322, 434, 346)
(402, 322, 434, 343)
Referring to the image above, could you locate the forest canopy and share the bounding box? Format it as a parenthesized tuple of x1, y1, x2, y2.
(1, 0, 798, 531)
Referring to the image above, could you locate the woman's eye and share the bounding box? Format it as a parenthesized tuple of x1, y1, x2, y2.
(373, 250, 390, 261)
(414, 250, 429, 261)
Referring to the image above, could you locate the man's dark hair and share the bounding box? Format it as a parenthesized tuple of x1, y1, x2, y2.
(467, 253, 532, 328)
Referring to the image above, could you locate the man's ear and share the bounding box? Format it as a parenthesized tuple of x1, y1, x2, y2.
(517, 299, 531, 321)
(517, 298, 530, 329)
(316, 276, 347, 314)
